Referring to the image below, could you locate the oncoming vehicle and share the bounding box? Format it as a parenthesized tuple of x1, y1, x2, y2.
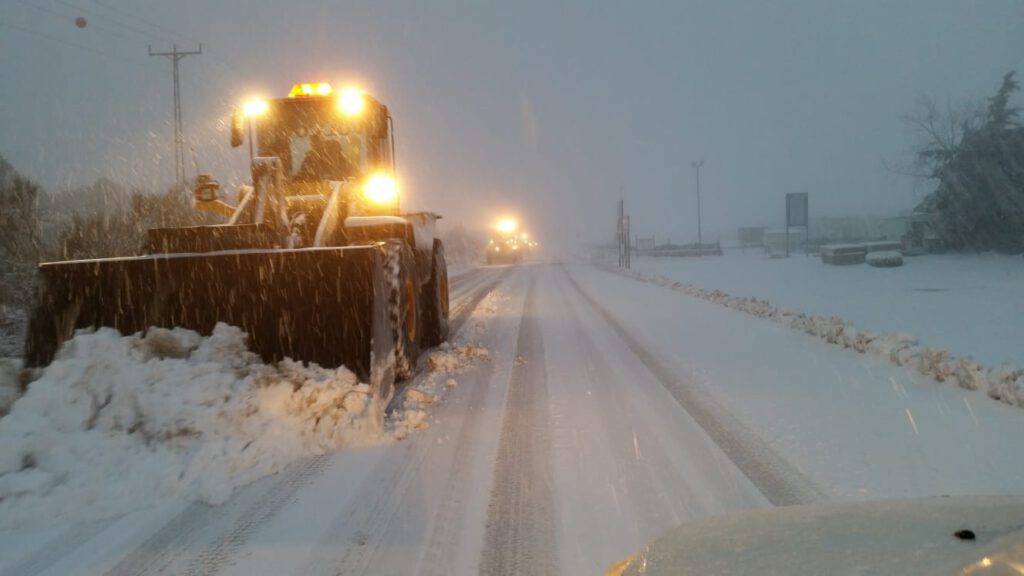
(485, 216, 524, 264)
(486, 235, 523, 264)
(24, 82, 450, 411)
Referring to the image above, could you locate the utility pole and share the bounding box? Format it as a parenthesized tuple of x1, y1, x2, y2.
(624, 215, 631, 269)
(149, 44, 202, 190)
(691, 159, 704, 257)
(617, 199, 625, 267)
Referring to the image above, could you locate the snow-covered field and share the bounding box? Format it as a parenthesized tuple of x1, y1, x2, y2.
(632, 251, 1024, 367)
(570, 264, 1024, 503)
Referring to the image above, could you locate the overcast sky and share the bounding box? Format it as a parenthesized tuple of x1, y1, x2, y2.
(1, 0, 1022, 245)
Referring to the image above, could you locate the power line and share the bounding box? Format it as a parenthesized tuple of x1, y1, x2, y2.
(82, 0, 239, 82)
(16, 0, 242, 92)
(13, 0, 134, 43)
(0, 18, 138, 64)
(150, 44, 202, 190)
(91, 0, 200, 45)
(52, 0, 165, 43)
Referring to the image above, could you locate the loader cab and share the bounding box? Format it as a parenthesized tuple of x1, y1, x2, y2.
(233, 83, 397, 214)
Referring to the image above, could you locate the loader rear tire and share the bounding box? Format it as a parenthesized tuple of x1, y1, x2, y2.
(421, 239, 450, 348)
(386, 241, 421, 380)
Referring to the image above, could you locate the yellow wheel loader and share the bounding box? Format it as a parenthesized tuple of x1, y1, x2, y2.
(24, 83, 450, 408)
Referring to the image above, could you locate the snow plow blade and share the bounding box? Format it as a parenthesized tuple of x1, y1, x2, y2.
(24, 245, 396, 398)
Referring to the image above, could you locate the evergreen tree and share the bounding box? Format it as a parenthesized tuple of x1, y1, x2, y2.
(915, 72, 1024, 252)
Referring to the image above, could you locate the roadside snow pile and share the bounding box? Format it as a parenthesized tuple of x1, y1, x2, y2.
(391, 341, 491, 440)
(866, 251, 904, 267)
(605, 266, 1024, 409)
(426, 343, 491, 374)
(0, 323, 383, 529)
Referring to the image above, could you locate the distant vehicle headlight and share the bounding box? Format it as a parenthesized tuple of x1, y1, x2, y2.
(495, 217, 518, 233)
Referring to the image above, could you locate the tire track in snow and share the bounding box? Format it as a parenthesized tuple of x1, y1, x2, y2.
(300, 441, 425, 575)
(0, 518, 116, 576)
(553, 275, 700, 528)
(448, 267, 485, 294)
(388, 266, 509, 413)
(181, 457, 330, 576)
(415, 327, 505, 575)
(447, 269, 512, 336)
(479, 279, 559, 576)
(298, 268, 520, 576)
(564, 266, 826, 507)
(102, 503, 220, 576)
(103, 456, 328, 576)
(102, 274, 510, 576)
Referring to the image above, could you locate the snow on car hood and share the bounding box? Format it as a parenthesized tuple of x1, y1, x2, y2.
(0, 323, 384, 529)
(612, 495, 1024, 576)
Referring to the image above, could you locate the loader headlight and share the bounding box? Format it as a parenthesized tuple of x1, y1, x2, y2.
(339, 88, 366, 116)
(242, 99, 269, 117)
(364, 173, 397, 205)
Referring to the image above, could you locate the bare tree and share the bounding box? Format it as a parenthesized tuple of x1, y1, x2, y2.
(909, 71, 1024, 252)
(899, 95, 985, 179)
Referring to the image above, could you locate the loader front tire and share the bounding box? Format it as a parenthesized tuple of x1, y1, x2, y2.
(421, 239, 450, 348)
(386, 241, 421, 380)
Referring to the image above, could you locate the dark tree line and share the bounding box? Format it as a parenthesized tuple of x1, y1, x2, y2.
(0, 157, 41, 264)
(56, 179, 218, 259)
(0, 158, 43, 315)
(912, 72, 1024, 253)
(0, 156, 219, 320)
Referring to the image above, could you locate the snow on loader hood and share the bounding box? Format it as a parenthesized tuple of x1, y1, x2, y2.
(607, 495, 1024, 576)
(0, 323, 387, 529)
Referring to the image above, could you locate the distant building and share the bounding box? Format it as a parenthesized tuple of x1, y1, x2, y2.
(812, 216, 872, 244)
(738, 227, 765, 250)
(878, 213, 943, 255)
(635, 236, 656, 251)
(763, 228, 805, 257)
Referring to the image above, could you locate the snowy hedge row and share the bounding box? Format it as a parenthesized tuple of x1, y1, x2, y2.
(606, 265, 1024, 409)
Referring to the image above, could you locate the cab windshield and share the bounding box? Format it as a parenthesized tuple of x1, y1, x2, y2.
(257, 99, 370, 182)
(287, 128, 366, 182)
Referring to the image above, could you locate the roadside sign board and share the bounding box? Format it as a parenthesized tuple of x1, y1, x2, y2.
(786, 193, 808, 227)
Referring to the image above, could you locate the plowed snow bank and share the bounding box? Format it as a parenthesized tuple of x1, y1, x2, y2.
(605, 265, 1024, 408)
(0, 324, 381, 528)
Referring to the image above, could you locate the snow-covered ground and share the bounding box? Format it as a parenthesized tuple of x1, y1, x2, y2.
(569, 264, 1024, 502)
(631, 251, 1024, 367)
(0, 262, 1021, 575)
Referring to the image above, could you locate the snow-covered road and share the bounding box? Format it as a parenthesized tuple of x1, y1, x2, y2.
(2, 261, 1022, 576)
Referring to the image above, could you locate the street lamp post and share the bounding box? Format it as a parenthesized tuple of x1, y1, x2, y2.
(692, 160, 704, 256)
